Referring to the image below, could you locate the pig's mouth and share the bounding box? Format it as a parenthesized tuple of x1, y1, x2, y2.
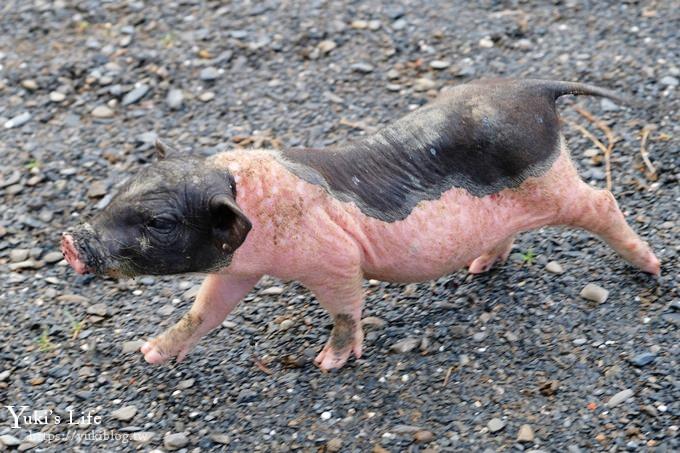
(61, 229, 133, 278)
(61, 233, 92, 274)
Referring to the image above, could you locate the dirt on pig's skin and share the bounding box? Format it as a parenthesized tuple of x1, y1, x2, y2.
(0, 0, 678, 452)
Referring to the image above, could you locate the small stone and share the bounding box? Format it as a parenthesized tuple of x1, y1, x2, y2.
(545, 261, 564, 274)
(390, 337, 420, 353)
(30, 376, 45, 385)
(413, 77, 436, 91)
(92, 105, 114, 118)
(351, 20, 368, 29)
(429, 60, 450, 69)
(600, 98, 619, 111)
(487, 418, 505, 433)
(580, 283, 609, 303)
(318, 40, 336, 53)
(517, 424, 535, 442)
(43, 251, 64, 264)
(10, 249, 30, 262)
(279, 319, 294, 330)
(414, 430, 434, 443)
(630, 352, 655, 367)
(4, 112, 31, 128)
(0, 369, 11, 381)
(166, 88, 184, 109)
(122, 340, 145, 354)
(573, 338, 587, 346)
(21, 79, 38, 90)
(200, 67, 220, 81)
(210, 433, 230, 444)
(199, 91, 215, 102)
(472, 331, 486, 342)
(327, 437, 343, 452)
(660, 76, 679, 86)
(351, 62, 374, 73)
(361, 316, 387, 328)
(479, 37, 494, 48)
(261, 286, 284, 296)
(131, 431, 155, 444)
(87, 180, 108, 198)
(158, 304, 174, 316)
(49, 91, 66, 102)
(111, 405, 137, 421)
(177, 378, 195, 389)
(164, 433, 189, 450)
(0, 435, 21, 447)
(122, 84, 149, 106)
(386, 69, 400, 79)
(87, 303, 108, 317)
(607, 388, 634, 407)
(368, 20, 382, 30)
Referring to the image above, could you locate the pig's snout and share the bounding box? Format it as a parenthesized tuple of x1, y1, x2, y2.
(61, 233, 91, 275)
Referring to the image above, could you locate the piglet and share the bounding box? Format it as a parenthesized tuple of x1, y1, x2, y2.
(61, 79, 660, 370)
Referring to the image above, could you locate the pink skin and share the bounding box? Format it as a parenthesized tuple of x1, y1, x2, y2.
(61, 234, 89, 275)
(127, 141, 659, 370)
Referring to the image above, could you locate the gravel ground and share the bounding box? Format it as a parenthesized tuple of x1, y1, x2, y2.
(1, 1, 678, 451)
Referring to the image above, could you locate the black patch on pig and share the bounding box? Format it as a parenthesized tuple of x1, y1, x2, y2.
(279, 79, 627, 222)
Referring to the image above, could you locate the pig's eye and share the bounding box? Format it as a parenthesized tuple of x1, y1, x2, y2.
(148, 215, 176, 233)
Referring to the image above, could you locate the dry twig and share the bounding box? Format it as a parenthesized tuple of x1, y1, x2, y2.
(570, 106, 618, 190)
(442, 366, 454, 387)
(639, 127, 657, 179)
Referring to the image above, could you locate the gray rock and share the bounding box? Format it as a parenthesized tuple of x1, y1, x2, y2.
(122, 84, 149, 106)
(413, 77, 436, 91)
(545, 261, 564, 274)
(199, 91, 215, 102)
(660, 76, 678, 86)
(0, 434, 21, 447)
(517, 424, 534, 442)
(166, 88, 184, 109)
(122, 340, 145, 354)
(210, 433, 230, 444)
(43, 251, 64, 264)
(10, 249, 30, 262)
(390, 337, 420, 353)
(630, 352, 655, 367)
(49, 91, 66, 102)
(261, 286, 284, 295)
(86, 303, 108, 317)
(351, 62, 374, 73)
(472, 331, 486, 342)
(606, 388, 633, 407)
(177, 378, 195, 389)
(200, 67, 220, 81)
(572, 338, 587, 346)
(164, 432, 189, 450)
(600, 98, 620, 111)
(92, 105, 114, 118)
(327, 437, 343, 452)
(111, 405, 137, 421)
(4, 112, 31, 129)
(429, 60, 450, 69)
(580, 283, 609, 303)
(487, 417, 505, 433)
(0, 369, 11, 381)
(279, 319, 294, 330)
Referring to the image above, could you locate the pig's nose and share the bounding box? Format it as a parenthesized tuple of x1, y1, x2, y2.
(61, 233, 90, 275)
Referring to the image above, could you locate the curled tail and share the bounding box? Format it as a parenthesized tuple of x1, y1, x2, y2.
(528, 79, 642, 107)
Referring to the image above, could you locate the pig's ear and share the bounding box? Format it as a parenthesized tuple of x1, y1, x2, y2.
(154, 138, 180, 159)
(209, 195, 252, 253)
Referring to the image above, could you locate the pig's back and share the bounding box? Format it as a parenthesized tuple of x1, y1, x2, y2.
(279, 79, 561, 224)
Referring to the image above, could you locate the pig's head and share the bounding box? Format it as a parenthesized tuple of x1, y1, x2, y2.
(60, 140, 252, 278)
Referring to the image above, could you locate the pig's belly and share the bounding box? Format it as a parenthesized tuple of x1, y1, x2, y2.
(349, 188, 534, 283)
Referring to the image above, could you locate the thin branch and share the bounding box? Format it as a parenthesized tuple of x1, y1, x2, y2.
(639, 127, 657, 177)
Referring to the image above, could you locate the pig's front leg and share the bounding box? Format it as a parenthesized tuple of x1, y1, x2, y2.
(141, 274, 260, 364)
(307, 276, 365, 371)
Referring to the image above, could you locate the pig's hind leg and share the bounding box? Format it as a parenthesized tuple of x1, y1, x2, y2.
(560, 184, 660, 275)
(307, 274, 365, 371)
(468, 236, 515, 274)
(141, 274, 260, 364)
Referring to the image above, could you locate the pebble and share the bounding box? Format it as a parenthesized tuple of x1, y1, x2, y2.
(279, 319, 294, 330)
(579, 283, 609, 303)
(487, 418, 505, 433)
(21, 79, 38, 90)
(630, 352, 656, 367)
(600, 98, 619, 111)
(429, 60, 450, 69)
(390, 337, 420, 353)
(472, 331, 486, 342)
(164, 432, 189, 450)
(4, 112, 31, 129)
(545, 261, 564, 274)
(351, 20, 368, 29)
(327, 437, 343, 452)
(92, 105, 114, 118)
(413, 77, 436, 91)
(43, 251, 64, 264)
(517, 424, 535, 442)
(49, 91, 66, 102)
(318, 40, 336, 53)
(351, 62, 374, 73)
(111, 405, 137, 421)
(87, 181, 108, 198)
(158, 304, 174, 316)
(0, 435, 21, 447)
(479, 37, 494, 48)
(606, 388, 633, 407)
(131, 431, 155, 443)
(573, 338, 587, 346)
(660, 76, 678, 86)
(414, 430, 434, 443)
(177, 378, 195, 389)
(0, 369, 11, 381)
(166, 88, 184, 109)
(210, 433, 230, 444)
(86, 303, 108, 316)
(361, 316, 387, 328)
(261, 286, 284, 295)
(200, 67, 220, 81)
(199, 91, 215, 102)
(122, 84, 150, 106)
(122, 340, 145, 354)
(10, 248, 29, 262)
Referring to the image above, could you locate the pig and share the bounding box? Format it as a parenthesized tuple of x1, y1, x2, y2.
(61, 78, 660, 371)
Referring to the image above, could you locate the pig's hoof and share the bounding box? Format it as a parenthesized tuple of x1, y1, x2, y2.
(140, 337, 195, 365)
(469, 254, 503, 274)
(314, 339, 362, 371)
